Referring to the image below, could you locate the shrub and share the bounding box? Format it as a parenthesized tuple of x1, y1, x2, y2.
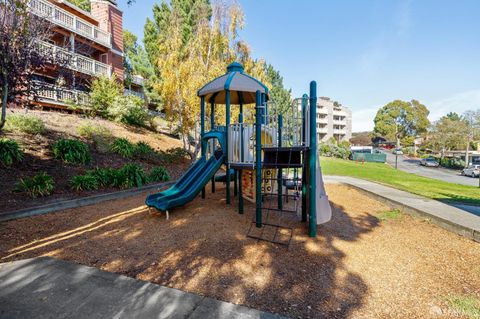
(77, 123, 112, 139)
(108, 95, 150, 127)
(4, 114, 45, 134)
(134, 141, 155, 158)
(117, 163, 147, 188)
(148, 166, 169, 183)
(319, 142, 351, 160)
(70, 175, 99, 191)
(110, 138, 136, 158)
(158, 147, 189, 163)
(86, 167, 120, 187)
(439, 157, 465, 169)
(16, 172, 54, 198)
(89, 75, 122, 117)
(52, 139, 91, 164)
(0, 138, 23, 166)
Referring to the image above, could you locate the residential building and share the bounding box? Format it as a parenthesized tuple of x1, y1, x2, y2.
(316, 97, 352, 142)
(28, 0, 144, 109)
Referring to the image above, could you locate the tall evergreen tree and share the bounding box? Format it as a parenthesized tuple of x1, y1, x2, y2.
(264, 63, 292, 117)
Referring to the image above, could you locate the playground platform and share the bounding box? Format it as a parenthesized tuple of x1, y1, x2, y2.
(0, 257, 287, 319)
(325, 175, 480, 242)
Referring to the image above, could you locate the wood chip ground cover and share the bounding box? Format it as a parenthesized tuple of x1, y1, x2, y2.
(0, 184, 479, 318)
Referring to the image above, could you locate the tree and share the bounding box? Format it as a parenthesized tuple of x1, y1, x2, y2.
(0, 0, 56, 130)
(443, 112, 461, 121)
(373, 99, 430, 148)
(264, 63, 292, 117)
(154, 0, 270, 156)
(462, 110, 480, 166)
(66, 0, 90, 11)
(427, 117, 467, 157)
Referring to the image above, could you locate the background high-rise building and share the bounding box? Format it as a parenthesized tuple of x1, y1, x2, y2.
(316, 97, 352, 142)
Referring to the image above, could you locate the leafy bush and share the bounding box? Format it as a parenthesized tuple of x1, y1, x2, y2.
(5, 114, 45, 134)
(319, 142, 351, 160)
(70, 175, 99, 191)
(108, 95, 150, 126)
(148, 166, 169, 183)
(77, 123, 112, 139)
(158, 147, 189, 163)
(85, 167, 120, 187)
(89, 75, 122, 117)
(110, 138, 136, 158)
(439, 157, 465, 169)
(16, 172, 54, 198)
(134, 141, 155, 158)
(117, 163, 147, 188)
(52, 139, 91, 164)
(0, 138, 23, 166)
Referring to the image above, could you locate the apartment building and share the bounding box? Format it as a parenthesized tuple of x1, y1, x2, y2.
(28, 0, 144, 109)
(316, 97, 352, 142)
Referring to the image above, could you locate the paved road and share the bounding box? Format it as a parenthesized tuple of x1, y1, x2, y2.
(381, 150, 479, 187)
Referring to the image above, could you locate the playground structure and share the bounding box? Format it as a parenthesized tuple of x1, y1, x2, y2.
(146, 62, 331, 242)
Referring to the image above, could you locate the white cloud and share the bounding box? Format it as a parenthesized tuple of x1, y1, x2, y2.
(427, 89, 480, 121)
(352, 107, 378, 132)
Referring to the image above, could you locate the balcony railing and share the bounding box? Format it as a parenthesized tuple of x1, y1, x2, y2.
(124, 74, 145, 86)
(29, 0, 111, 48)
(37, 40, 111, 77)
(34, 82, 91, 106)
(124, 89, 146, 100)
(333, 129, 346, 135)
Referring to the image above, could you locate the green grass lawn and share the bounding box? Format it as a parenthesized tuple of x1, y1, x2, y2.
(321, 157, 480, 205)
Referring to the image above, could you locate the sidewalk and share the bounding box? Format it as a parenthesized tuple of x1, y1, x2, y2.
(325, 176, 480, 242)
(0, 257, 288, 319)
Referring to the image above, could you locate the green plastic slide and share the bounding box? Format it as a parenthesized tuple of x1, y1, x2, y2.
(145, 153, 224, 212)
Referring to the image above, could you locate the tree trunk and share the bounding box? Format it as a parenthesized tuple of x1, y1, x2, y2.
(0, 81, 8, 131)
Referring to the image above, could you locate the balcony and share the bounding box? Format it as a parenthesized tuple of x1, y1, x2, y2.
(34, 82, 91, 106)
(37, 40, 111, 77)
(124, 89, 146, 100)
(29, 0, 111, 48)
(333, 129, 346, 135)
(125, 74, 145, 86)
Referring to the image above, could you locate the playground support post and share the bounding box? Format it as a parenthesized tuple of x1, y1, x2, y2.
(210, 100, 216, 193)
(201, 96, 205, 199)
(226, 90, 231, 205)
(239, 112, 244, 214)
(255, 90, 262, 227)
(277, 114, 283, 210)
(308, 82, 317, 237)
(301, 94, 308, 222)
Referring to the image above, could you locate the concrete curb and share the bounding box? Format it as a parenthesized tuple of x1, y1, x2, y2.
(327, 178, 479, 242)
(0, 181, 174, 222)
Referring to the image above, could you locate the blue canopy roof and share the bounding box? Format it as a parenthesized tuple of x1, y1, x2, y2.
(197, 62, 269, 104)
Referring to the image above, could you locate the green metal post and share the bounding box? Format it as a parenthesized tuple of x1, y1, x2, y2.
(277, 114, 283, 210)
(201, 96, 206, 199)
(255, 90, 262, 227)
(210, 100, 216, 193)
(308, 81, 317, 237)
(234, 169, 238, 196)
(239, 112, 244, 214)
(226, 90, 231, 205)
(301, 94, 308, 222)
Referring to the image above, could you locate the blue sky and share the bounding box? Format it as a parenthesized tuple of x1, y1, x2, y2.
(118, 0, 480, 132)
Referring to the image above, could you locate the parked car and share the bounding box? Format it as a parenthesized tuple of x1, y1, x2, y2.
(420, 157, 439, 167)
(461, 165, 480, 177)
(392, 148, 403, 155)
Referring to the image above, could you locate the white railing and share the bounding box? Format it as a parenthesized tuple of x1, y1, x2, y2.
(333, 129, 346, 135)
(124, 89, 146, 100)
(37, 40, 111, 77)
(34, 82, 90, 106)
(29, 0, 111, 48)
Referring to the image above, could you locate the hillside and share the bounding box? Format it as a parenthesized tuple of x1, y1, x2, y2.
(0, 110, 189, 212)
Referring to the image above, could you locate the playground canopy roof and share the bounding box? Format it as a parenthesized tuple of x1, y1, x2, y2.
(197, 62, 269, 104)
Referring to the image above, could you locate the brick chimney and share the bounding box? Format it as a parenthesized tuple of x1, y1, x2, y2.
(91, 0, 124, 81)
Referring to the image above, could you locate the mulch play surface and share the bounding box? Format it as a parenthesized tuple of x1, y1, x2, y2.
(1, 184, 479, 318)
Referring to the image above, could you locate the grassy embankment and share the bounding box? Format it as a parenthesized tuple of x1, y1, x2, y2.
(321, 157, 480, 205)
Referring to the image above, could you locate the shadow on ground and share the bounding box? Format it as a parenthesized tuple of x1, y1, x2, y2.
(0, 186, 381, 318)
